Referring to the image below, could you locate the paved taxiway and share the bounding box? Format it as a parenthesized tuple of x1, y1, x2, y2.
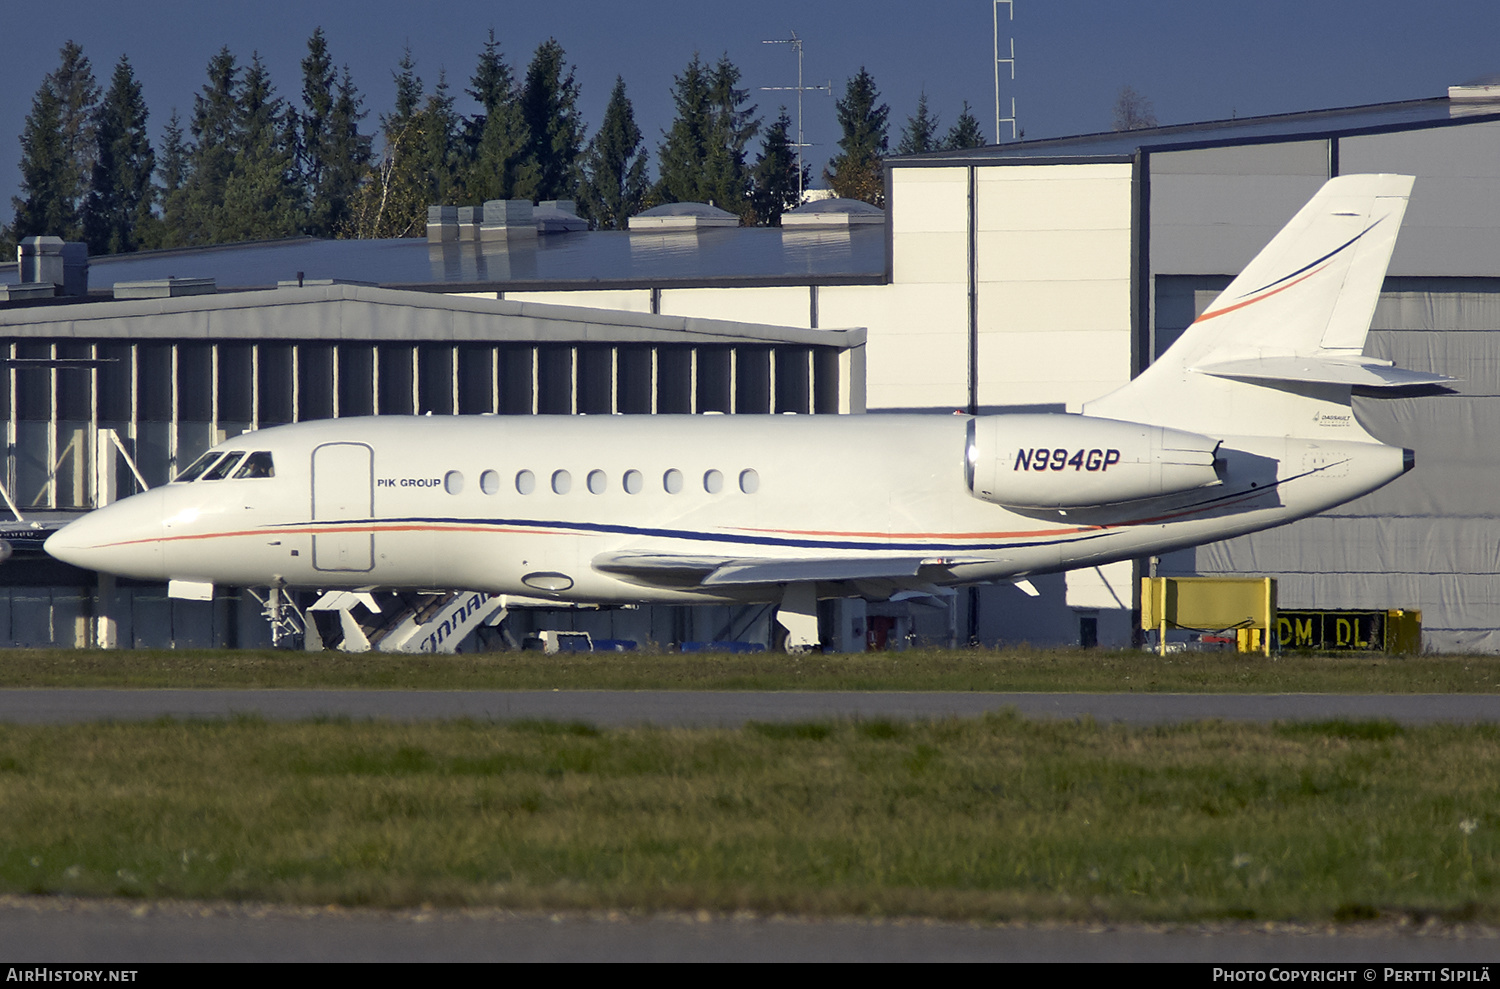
(1, 688, 1499, 725)
(1, 898, 1498, 962)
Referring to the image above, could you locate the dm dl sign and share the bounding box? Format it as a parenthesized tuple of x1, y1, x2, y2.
(1276, 610, 1422, 654)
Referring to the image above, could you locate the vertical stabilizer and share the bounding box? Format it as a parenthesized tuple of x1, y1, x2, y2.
(1085, 174, 1418, 439)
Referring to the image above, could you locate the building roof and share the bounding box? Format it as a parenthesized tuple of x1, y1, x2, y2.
(0, 282, 867, 348)
(51, 224, 886, 295)
(894, 95, 1500, 165)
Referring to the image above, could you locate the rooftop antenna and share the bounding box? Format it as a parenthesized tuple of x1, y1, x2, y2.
(761, 31, 831, 201)
(993, 1, 1017, 142)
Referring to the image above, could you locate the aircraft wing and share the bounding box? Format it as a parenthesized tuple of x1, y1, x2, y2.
(592, 551, 989, 591)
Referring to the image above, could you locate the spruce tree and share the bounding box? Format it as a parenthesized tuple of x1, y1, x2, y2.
(824, 67, 888, 207)
(655, 55, 712, 205)
(298, 27, 342, 235)
(750, 108, 806, 226)
(465, 29, 513, 140)
(656, 54, 758, 221)
(577, 76, 647, 230)
(219, 53, 300, 242)
(701, 56, 757, 219)
(46, 40, 100, 238)
(463, 30, 531, 203)
(418, 72, 462, 205)
(83, 55, 156, 254)
(321, 67, 371, 236)
(180, 47, 241, 244)
(151, 110, 190, 248)
(897, 90, 941, 155)
(518, 39, 584, 203)
(944, 101, 985, 150)
(12, 85, 75, 240)
(392, 47, 423, 123)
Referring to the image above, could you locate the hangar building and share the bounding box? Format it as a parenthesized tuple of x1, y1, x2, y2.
(3, 87, 1500, 652)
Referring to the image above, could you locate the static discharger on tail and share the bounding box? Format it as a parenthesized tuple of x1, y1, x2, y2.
(45, 174, 1447, 651)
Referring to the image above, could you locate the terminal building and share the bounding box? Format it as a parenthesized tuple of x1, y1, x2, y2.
(3, 87, 1500, 652)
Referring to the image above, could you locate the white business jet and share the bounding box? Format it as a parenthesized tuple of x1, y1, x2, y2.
(45, 174, 1446, 649)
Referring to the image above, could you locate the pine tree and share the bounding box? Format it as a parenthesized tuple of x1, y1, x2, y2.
(151, 110, 190, 248)
(897, 90, 941, 155)
(518, 39, 584, 202)
(392, 47, 423, 123)
(656, 54, 759, 221)
(656, 55, 713, 205)
(83, 55, 156, 254)
(297, 28, 342, 235)
(417, 71, 462, 205)
(944, 101, 985, 150)
(180, 47, 241, 244)
(321, 66, 371, 236)
(701, 56, 758, 220)
(465, 29, 513, 140)
(463, 30, 530, 203)
(46, 40, 100, 237)
(750, 108, 806, 226)
(11, 85, 75, 240)
(219, 52, 300, 242)
(824, 68, 888, 207)
(577, 76, 647, 230)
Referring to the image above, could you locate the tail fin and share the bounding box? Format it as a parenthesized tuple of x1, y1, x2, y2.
(1085, 174, 1444, 438)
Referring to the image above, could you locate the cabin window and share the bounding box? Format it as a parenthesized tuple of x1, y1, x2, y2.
(233, 451, 275, 479)
(480, 469, 500, 495)
(663, 468, 683, 494)
(587, 470, 607, 494)
(444, 470, 465, 495)
(552, 469, 572, 495)
(739, 468, 759, 494)
(203, 452, 246, 481)
(703, 469, 724, 494)
(175, 451, 223, 483)
(515, 470, 536, 495)
(623, 469, 643, 495)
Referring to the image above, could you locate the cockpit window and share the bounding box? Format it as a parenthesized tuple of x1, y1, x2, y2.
(233, 451, 275, 479)
(174, 451, 224, 483)
(202, 452, 246, 481)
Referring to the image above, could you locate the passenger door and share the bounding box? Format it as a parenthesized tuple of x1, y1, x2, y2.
(311, 442, 374, 572)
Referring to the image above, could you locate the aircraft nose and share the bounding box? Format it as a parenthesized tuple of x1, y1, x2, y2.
(45, 490, 167, 578)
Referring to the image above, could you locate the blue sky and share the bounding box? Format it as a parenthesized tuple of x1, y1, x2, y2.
(4, 0, 1496, 226)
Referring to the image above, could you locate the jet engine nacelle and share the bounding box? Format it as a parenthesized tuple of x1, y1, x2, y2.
(966, 414, 1223, 510)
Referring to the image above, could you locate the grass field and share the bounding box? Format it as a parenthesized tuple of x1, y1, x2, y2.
(2, 646, 1500, 693)
(0, 713, 1495, 923)
(3, 646, 1497, 923)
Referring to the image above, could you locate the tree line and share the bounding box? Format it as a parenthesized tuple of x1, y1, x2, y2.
(5, 31, 990, 259)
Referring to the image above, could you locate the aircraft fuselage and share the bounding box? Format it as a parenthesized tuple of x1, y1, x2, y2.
(44, 413, 1408, 605)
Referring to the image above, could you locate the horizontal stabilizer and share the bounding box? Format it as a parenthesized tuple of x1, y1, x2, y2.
(1192, 356, 1455, 389)
(593, 552, 984, 588)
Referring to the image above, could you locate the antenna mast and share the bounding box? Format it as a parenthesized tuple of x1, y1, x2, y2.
(993, 1, 1017, 142)
(761, 31, 830, 201)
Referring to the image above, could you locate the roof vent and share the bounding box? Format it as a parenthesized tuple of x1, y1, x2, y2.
(1450, 84, 1500, 101)
(781, 197, 885, 229)
(535, 200, 588, 234)
(113, 277, 216, 300)
(630, 203, 739, 231)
